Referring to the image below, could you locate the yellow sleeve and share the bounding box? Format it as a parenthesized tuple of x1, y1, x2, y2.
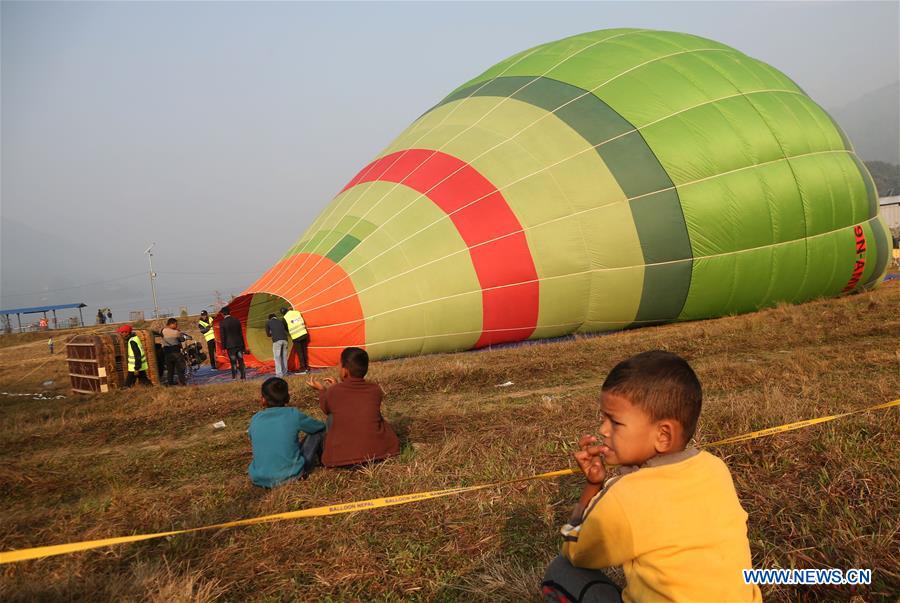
(561, 489, 635, 569)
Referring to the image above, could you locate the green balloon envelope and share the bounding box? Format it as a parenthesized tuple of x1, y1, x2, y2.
(231, 28, 891, 368)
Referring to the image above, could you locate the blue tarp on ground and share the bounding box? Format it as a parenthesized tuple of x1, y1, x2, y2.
(187, 366, 269, 385)
(185, 366, 320, 386)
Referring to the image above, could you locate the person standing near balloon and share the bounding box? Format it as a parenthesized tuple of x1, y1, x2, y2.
(160, 318, 188, 386)
(281, 306, 309, 374)
(198, 310, 217, 370)
(220, 306, 246, 380)
(117, 325, 151, 387)
(266, 313, 290, 378)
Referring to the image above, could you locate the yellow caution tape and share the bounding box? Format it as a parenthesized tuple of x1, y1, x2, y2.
(1, 399, 896, 565)
(705, 398, 900, 446)
(0, 471, 572, 564)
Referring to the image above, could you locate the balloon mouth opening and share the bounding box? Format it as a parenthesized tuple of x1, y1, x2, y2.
(219, 252, 367, 369)
(216, 291, 297, 370)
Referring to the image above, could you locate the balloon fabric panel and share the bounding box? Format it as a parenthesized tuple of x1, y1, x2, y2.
(228, 28, 890, 367)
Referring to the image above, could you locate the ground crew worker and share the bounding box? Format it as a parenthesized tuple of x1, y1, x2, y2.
(161, 318, 188, 386)
(281, 306, 310, 373)
(198, 310, 217, 369)
(220, 306, 246, 380)
(266, 312, 290, 378)
(118, 324, 151, 386)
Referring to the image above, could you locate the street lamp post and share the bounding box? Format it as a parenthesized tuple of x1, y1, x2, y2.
(145, 243, 160, 319)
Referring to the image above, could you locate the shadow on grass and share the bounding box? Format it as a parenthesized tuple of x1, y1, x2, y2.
(432, 481, 578, 602)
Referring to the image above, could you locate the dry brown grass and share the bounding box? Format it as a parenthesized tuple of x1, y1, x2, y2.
(1, 286, 898, 601)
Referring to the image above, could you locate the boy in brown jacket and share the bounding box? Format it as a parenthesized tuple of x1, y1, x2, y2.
(306, 347, 400, 467)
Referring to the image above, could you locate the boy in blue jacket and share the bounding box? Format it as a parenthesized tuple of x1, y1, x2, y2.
(248, 377, 326, 488)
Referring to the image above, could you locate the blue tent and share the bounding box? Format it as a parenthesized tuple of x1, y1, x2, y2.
(0, 303, 86, 331)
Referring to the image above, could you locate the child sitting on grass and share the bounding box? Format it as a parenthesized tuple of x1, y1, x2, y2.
(542, 351, 761, 603)
(248, 377, 325, 488)
(307, 347, 400, 467)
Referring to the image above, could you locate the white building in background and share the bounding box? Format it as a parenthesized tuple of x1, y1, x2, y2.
(879, 196, 900, 231)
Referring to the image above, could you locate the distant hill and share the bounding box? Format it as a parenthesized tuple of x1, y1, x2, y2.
(0, 218, 86, 304)
(0, 217, 141, 313)
(865, 161, 900, 197)
(829, 82, 900, 165)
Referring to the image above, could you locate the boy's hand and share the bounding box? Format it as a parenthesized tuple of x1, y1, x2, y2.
(307, 377, 335, 391)
(574, 434, 607, 486)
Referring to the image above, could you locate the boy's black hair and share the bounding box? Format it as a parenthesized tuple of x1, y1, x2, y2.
(340, 347, 369, 378)
(602, 350, 702, 441)
(221, 306, 230, 315)
(268, 313, 276, 320)
(261, 377, 290, 406)
(166, 318, 178, 326)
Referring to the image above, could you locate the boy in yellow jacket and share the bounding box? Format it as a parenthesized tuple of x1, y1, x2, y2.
(542, 351, 761, 603)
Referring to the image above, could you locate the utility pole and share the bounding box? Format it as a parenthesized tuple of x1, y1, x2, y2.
(145, 243, 160, 319)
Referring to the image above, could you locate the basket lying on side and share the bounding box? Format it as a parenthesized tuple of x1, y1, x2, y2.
(66, 330, 160, 394)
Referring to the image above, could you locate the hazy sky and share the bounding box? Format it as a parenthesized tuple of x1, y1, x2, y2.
(2, 1, 898, 323)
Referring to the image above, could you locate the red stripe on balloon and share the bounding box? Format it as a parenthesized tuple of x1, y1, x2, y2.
(344, 149, 539, 347)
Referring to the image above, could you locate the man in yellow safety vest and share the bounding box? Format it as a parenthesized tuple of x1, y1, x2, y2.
(281, 306, 310, 373)
(118, 324, 151, 386)
(198, 310, 217, 370)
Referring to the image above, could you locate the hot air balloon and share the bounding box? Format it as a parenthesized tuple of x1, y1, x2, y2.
(223, 28, 891, 369)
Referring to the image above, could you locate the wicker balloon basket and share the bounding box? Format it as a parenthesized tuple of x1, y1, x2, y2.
(66, 330, 160, 394)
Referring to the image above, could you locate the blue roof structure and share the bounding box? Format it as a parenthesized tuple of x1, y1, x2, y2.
(0, 302, 87, 316)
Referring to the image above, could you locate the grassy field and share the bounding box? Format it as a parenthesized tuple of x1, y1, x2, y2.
(1, 282, 898, 602)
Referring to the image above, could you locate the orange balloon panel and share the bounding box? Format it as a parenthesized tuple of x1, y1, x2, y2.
(234, 253, 364, 368)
